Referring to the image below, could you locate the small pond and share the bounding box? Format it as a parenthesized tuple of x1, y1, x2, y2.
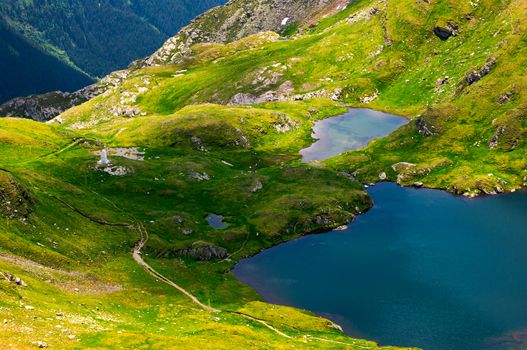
(300, 108, 408, 163)
(207, 214, 229, 229)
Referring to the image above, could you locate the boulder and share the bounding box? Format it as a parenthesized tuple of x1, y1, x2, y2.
(433, 23, 458, 40)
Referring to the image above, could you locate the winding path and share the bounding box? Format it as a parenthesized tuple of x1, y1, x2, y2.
(132, 223, 220, 313)
(11, 145, 375, 348)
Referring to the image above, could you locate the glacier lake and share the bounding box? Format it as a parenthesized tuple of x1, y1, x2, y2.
(234, 110, 527, 350)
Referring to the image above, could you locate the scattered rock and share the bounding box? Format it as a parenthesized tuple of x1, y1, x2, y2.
(463, 58, 496, 86)
(347, 6, 381, 25)
(251, 180, 263, 192)
(360, 90, 379, 104)
(273, 113, 299, 133)
(1, 272, 28, 286)
(413, 182, 424, 188)
(191, 136, 207, 152)
(37, 341, 48, 348)
(435, 76, 450, 87)
(488, 127, 504, 148)
(189, 172, 210, 181)
(392, 162, 417, 173)
(415, 117, 434, 136)
(498, 91, 514, 104)
(379, 172, 387, 181)
(0, 171, 33, 219)
(101, 166, 132, 176)
(109, 105, 143, 118)
(433, 23, 458, 40)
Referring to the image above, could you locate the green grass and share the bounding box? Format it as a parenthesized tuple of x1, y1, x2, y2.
(3, 0, 527, 347)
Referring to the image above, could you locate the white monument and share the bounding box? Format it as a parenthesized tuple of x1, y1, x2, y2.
(98, 149, 110, 166)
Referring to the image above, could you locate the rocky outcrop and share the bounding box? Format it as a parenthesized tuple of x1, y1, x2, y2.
(140, 0, 351, 67)
(433, 23, 458, 41)
(462, 58, 497, 87)
(415, 116, 434, 136)
(0, 91, 88, 122)
(0, 70, 129, 122)
(0, 171, 32, 220)
(178, 242, 228, 261)
(0, 272, 28, 286)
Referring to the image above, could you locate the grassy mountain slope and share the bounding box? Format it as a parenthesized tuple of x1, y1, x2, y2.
(59, 0, 527, 196)
(142, 0, 352, 66)
(0, 18, 93, 104)
(0, 104, 412, 348)
(0, 0, 225, 103)
(0, 0, 349, 121)
(2, 0, 527, 348)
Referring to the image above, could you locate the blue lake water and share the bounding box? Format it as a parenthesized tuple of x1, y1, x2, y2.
(300, 108, 408, 163)
(234, 109, 527, 350)
(207, 214, 228, 229)
(234, 184, 527, 350)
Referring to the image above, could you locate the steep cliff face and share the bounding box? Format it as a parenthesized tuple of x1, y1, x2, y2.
(142, 0, 351, 66)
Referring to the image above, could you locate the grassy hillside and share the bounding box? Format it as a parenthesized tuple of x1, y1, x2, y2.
(59, 0, 527, 196)
(2, 0, 527, 348)
(0, 0, 225, 102)
(0, 18, 93, 103)
(0, 103, 413, 348)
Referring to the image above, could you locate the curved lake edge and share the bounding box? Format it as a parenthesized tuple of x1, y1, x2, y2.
(231, 107, 527, 349)
(232, 182, 527, 350)
(300, 107, 410, 164)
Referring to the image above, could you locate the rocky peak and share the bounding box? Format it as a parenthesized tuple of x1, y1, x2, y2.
(141, 0, 351, 67)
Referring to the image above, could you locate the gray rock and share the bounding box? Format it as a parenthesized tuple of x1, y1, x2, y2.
(464, 58, 496, 86)
(251, 180, 263, 192)
(379, 172, 387, 180)
(141, 0, 352, 67)
(179, 242, 228, 261)
(415, 117, 434, 136)
(498, 91, 514, 104)
(188, 172, 210, 181)
(392, 162, 417, 173)
(433, 23, 458, 40)
(0, 70, 128, 122)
